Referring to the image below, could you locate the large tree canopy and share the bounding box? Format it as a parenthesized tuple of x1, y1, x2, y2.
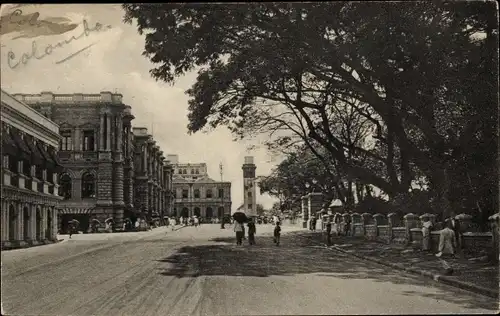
(123, 2, 498, 223)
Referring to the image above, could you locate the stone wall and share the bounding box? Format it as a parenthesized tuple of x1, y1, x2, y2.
(319, 211, 498, 256)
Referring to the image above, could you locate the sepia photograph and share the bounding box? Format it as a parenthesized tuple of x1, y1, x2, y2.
(0, 2, 498, 315)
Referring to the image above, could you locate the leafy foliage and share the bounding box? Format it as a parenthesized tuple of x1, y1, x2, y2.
(124, 2, 498, 224)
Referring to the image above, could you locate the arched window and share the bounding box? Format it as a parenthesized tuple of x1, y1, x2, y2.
(59, 173, 72, 199)
(194, 189, 200, 198)
(183, 169, 187, 174)
(206, 189, 213, 198)
(191, 169, 195, 174)
(195, 169, 199, 174)
(81, 173, 96, 198)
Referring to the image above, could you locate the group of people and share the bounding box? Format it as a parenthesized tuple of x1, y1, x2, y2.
(233, 218, 282, 246)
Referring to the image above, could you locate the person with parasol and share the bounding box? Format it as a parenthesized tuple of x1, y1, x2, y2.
(232, 212, 248, 245)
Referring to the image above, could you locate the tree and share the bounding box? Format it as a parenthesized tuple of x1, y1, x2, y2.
(124, 2, 497, 223)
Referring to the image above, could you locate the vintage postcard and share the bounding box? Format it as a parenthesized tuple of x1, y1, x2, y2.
(1, 3, 498, 315)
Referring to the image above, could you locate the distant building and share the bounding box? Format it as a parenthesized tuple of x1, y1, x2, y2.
(132, 127, 174, 222)
(170, 155, 231, 220)
(14, 91, 135, 232)
(1, 90, 64, 249)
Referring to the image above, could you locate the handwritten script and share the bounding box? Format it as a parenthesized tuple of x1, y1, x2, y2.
(7, 19, 112, 69)
(8, 9, 42, 27)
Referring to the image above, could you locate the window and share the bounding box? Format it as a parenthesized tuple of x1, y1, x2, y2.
(191, 169, 194, 174)
(59, 173, 72, 199)
(183, 169, 187, 174)
(182, 189, 188, 198)
(248, 191, 252, 198)
(218, 188, 224, 198)
(8, 155, 17, 173)
(60, 130, 72, 151)
(194, 189, 200, 198)
(195, 169, 199, 174)
(206, 189, 213, 198)
(81, 173, 96, 198)
(22, 160, 31, 177)
(248, 204, 253, 210)
(83, 130, 95, 151)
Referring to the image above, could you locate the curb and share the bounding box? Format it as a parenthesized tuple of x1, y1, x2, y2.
(326, 242, 498, 299)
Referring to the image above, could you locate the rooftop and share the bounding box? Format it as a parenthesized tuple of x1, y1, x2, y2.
(12, 91, 124, 104)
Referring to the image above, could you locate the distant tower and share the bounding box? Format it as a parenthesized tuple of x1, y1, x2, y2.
(242, 156, 257, 217)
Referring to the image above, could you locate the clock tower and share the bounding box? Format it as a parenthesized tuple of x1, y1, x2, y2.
(242, 156, 257, 217)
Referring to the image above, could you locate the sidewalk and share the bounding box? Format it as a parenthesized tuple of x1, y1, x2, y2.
(306, 232, 499, 298)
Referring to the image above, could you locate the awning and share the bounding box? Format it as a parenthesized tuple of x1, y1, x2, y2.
(11, 132, 31, 160)
(2, 130, 17, 155)
(24, 137, 44, 166)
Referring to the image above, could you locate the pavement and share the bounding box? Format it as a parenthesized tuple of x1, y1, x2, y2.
(305, 231, 499, 299)
(1, 224, 498, 315)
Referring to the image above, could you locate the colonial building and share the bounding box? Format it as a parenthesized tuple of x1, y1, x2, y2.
(1, 89, 63, 249)
(132, 127, 174, 222)
(169, 155, 232, 221)
(13, 91, 135, 232)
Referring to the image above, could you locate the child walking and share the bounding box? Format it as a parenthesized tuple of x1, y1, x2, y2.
(274, 221, 281, 246)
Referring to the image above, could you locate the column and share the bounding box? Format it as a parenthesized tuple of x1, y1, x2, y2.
(117, 114, 123, 152)
(106, 115, 111, 151)
(99, 115, 105, 151)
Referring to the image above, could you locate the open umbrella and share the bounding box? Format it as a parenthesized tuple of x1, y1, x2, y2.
(91, 218, 101, 225)
(71, 219, 80, 226)
(232, 212, 248, 224)
(105, 218, 115, 225)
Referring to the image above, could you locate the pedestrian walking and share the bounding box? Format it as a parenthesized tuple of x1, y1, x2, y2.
(326, 221, 332, 246)
(69, 222, 74, 239)
(194, 216, 199, 227)
(274, 221, 281, 246)
(234, 221, 244, 245)
(247, 219, 256, 245)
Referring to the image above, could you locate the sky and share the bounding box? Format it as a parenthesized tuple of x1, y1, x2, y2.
(0, 4, 281, 210)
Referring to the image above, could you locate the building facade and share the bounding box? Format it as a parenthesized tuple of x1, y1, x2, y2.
(242, 156, 257, 217)
(169, 155, 232, 221)
(1, 90, 63, 249)
(132, 127, 174, 222)
(13, 91, 135, 232)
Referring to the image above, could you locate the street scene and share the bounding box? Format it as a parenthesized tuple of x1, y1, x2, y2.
(1, 3, 499, 315)
(2, 224, 497, 315)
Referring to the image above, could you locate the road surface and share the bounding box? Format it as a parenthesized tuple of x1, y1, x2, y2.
(1, 224, 497, 315)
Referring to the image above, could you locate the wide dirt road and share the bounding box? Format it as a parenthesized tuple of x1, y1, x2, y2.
(1, 224, 497, 315)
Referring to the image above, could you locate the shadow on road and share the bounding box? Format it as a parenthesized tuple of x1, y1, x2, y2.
(155, 231, 497, 311)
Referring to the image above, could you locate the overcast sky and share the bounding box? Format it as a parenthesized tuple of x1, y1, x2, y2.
(1, 4, 280, 210)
